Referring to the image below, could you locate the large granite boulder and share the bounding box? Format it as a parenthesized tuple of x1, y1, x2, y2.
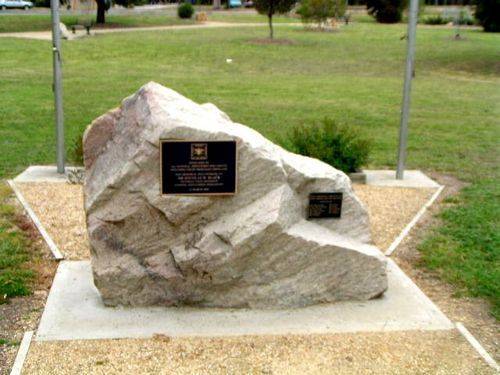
(83, 82, 387, 308)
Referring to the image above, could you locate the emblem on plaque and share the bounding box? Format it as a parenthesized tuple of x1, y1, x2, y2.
(191, 143, 208, 160)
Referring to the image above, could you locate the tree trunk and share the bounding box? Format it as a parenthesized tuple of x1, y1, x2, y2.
(268, 13, 274, 39)
(96, 0, 106, 24)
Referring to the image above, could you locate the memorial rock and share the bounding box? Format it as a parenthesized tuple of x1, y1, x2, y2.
(83, 82, 388, 308)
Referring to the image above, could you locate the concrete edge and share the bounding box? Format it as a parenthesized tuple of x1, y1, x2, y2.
(12, 165, 83, 184)
(7, 180, 64, 260)
(385, 258, 454, 329)
(385, 184, 445, 256)
(9, 331, 34, 375)
(363, 169, 441, 188)
(455, 322, 500, 371)
(35, 259, 455, 342)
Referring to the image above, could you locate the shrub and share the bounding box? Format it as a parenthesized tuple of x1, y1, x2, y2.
(423, 10, 474, 26)
(475, 0, 500, 32)
(366, 0, 407, 23)
(70, 132, 84, 166)
(286, 119, 371, 173)
(178, 2, 195, 19)
(297, 0, 346, 28)
(422, 14, 450, 25)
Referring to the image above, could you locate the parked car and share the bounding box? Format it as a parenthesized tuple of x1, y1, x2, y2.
(0, 0, 33, 9)
(243, 0, 253, 7)
(228, 0, 242, 8)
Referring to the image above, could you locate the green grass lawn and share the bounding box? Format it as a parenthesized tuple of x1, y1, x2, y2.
(0, 184, 34, 303)
(0, 6, 462, 34)
(0, 10, 293, 34)
(419, 179, 499, 319)
(0, 23, 498, 315)
(0, 13, 193, 33)
(0, 11, 297, 34)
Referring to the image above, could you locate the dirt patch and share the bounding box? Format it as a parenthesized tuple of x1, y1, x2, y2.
(0, 194, 58, 375)
(391, 172, 499, 362)
(248, 38, 295, 45)
(24, 330, 494, 374)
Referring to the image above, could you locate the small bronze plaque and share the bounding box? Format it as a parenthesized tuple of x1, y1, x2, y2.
(308, 193, 343, 219)
(160, 140, 237, 195)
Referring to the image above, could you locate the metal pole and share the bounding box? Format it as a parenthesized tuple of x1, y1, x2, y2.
(396, 0, 419, 179)
(50, 0, 65, 174)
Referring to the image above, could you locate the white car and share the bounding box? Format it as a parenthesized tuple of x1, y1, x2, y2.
(0, 0, 34, 10)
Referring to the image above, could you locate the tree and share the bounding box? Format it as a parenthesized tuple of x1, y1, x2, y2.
(475, 0, 500, 32)
(297, 0, 346, 29)
(366, 0, 407, 23)
(95, 0, 108, 24)
(95, 0, 140, 24)
(254, 0, 297, 39)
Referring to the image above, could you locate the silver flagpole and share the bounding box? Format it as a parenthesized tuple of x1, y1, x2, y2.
(396, 0, 419, 180)
(50, 0, 65, 174)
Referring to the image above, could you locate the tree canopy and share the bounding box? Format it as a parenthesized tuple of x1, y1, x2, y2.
(366, 0, 407, 23)
(475, 0, 500, 32)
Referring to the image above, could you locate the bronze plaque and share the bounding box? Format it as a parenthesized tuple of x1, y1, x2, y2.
(160, 140, 237, 195)
(308, 193, 343, 219)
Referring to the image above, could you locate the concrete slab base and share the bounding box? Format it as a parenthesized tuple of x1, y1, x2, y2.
(364, 170, 440, 188)
(36, 259, 453, 341)
(13, 165, 82, 183)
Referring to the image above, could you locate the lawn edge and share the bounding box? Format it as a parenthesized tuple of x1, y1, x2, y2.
(385, 185, 445, 256)
(455, 322, 500, 371)
(7, 180, 64, 260)
(9, 330, 34, 375)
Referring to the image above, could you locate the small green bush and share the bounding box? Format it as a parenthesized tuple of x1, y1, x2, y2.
(70, 132, 84, 166)
(287, 119, 371, 173)
(422, 15, 450, 25)
(427, 9, 475, 26)
(178, 2, 195, 19)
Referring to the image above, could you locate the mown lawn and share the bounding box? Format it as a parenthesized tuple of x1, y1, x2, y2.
(0, 10, 296, 33)
(0, 6, 455, 33)
(419, 179, 499, 319)
(0, 13, 193, 33)
(0, 23, 498, 315)
(0, 184, 33, 303)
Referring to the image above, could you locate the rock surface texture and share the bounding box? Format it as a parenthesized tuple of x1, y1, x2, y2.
(83, 82, 388, 308)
